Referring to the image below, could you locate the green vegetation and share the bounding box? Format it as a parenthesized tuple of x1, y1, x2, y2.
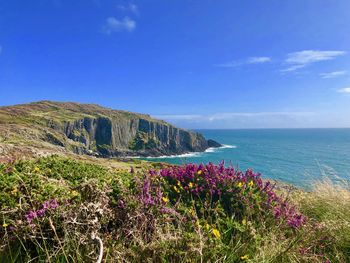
(0, 156, 349, 262)
(129, 131, 158, 150)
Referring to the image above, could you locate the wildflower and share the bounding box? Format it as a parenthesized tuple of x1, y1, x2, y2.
(197, 170, 202, 175)
(240, 255, 249, 260)
(212, 228, 221, 239)
(71, 190, 79, 197)
(2, 223, 9, 228)
(11, 188, 18, 195)
(162, 196, 169, 203)
(237, 182, 243, 188)
(205, 223, 210, 231)
(242, 219, 247, 225)
(43, 201, 50, 209)
(33, 167, 40, 173)
(189, 208, 196, 217)
(173, 186, 180, 193)
(248, 181, 254, 187)
(50, 199, 58, 209)
(37, 208, 46, 217)
(118, 199, 125, 208)
(188, 182, 194, 189)
(195, 220, 201, 228)
(25, 211, 37, 223)
(177, 180, 181, 187)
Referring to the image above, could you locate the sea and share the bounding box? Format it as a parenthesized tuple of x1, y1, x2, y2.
(140, 129, 350, 188)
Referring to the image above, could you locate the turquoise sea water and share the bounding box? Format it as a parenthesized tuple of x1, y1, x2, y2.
(142, 129, 350, 188)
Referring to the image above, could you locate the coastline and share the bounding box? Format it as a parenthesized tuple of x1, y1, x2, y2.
(126, 144, 237, 159)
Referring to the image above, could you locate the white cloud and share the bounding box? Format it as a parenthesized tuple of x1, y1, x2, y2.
(118, 3, 138, 14)
(102, 17, 136, 34)
(153, 112, 314, 122)
(320, 70, 347, 79)
(281, 50, 346, 72)
(216, 56, 271, 68)
(338, 87, 350, 94)
(280, 64, 306, 73)
(153, 114, 202, 120)
(247, 56, 271, 64)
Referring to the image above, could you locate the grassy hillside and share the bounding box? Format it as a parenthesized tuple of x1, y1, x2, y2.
(0, 100, 158, 124)
(0, 101, 165, 152)
(0, 156, 349, 262)
(0, 101, 216, 158)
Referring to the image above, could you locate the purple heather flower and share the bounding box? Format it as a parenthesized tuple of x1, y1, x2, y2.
(118, 199, 125, 209)
(43, 201, 50, 209)
(146, 162, 306, 229)
(25, 211, 37, 223)
(50, 199, 58, 209)
(37, 208, 46, 217)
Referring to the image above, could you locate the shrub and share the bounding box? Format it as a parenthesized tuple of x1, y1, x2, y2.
(0, 157, 349, 262)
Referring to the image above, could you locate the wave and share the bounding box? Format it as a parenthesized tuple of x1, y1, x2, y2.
(143, 152, 203, 159)
(221, 144, 237, 149)
(130, 144, 237, 159)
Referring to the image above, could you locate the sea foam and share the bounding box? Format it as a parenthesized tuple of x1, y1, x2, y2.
(138, 144, 237, 159)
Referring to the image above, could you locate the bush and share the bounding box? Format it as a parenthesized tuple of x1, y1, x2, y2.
(0, 157, 349, 262)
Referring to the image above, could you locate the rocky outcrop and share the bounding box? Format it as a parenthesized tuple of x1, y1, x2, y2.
(59, 116, 218, 157)
(0, 101, 222, 157)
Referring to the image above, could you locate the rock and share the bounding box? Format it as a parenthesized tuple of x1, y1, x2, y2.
(207, 139, 222, 148)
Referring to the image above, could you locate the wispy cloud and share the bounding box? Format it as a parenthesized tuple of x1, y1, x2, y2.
(153, 112, 314, 122)
(320, 70, 347, 79)
(117, 3, 138, 14)
(247, 57, 271, 64)
(216, 56, 271, 68)
(280, 64, 306, 73)
(153, 114, 202, 120)
(338, 87, 350, 94)
(102, 17, 136, 34)
(281, 50, 346, 72)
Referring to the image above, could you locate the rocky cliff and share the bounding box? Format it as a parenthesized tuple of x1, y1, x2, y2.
(0, 101, 221, 157)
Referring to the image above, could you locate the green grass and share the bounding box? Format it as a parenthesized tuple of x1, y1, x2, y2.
(0, 156, 349, 262)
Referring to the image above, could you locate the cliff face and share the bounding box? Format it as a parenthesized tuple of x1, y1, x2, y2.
(0, 101, 221, 157)
(60, 116, 214, 157)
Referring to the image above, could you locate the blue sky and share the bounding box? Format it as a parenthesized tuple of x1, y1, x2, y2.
(0, 0, 350, 128)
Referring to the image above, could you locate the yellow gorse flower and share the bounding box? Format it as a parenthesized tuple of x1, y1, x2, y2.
(2, 223, 9, 228)
(240, 255, 249, 260)
(34, 167, 40, 173)
(11, 188, 18, 195)
(248, 181, 254, 187)
(162, 196, 169, 203)
(212, 228, 221, 239)
(189, 208, 196, 217)
(71, 190, 79, 197)
(173, 186, 180, 193)
(242, 219, 247, 225)
(188, 182, 194, 189)
(205, 223, 210, 231)
(237, 182, 243, 188)
(197, 170, 202, 175)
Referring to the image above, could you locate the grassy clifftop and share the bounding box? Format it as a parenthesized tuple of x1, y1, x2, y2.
(0, 100, 158, 124)
(0, 155, 349, 262)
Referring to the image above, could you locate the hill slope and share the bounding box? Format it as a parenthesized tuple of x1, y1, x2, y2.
(0, 101, 221, 157)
